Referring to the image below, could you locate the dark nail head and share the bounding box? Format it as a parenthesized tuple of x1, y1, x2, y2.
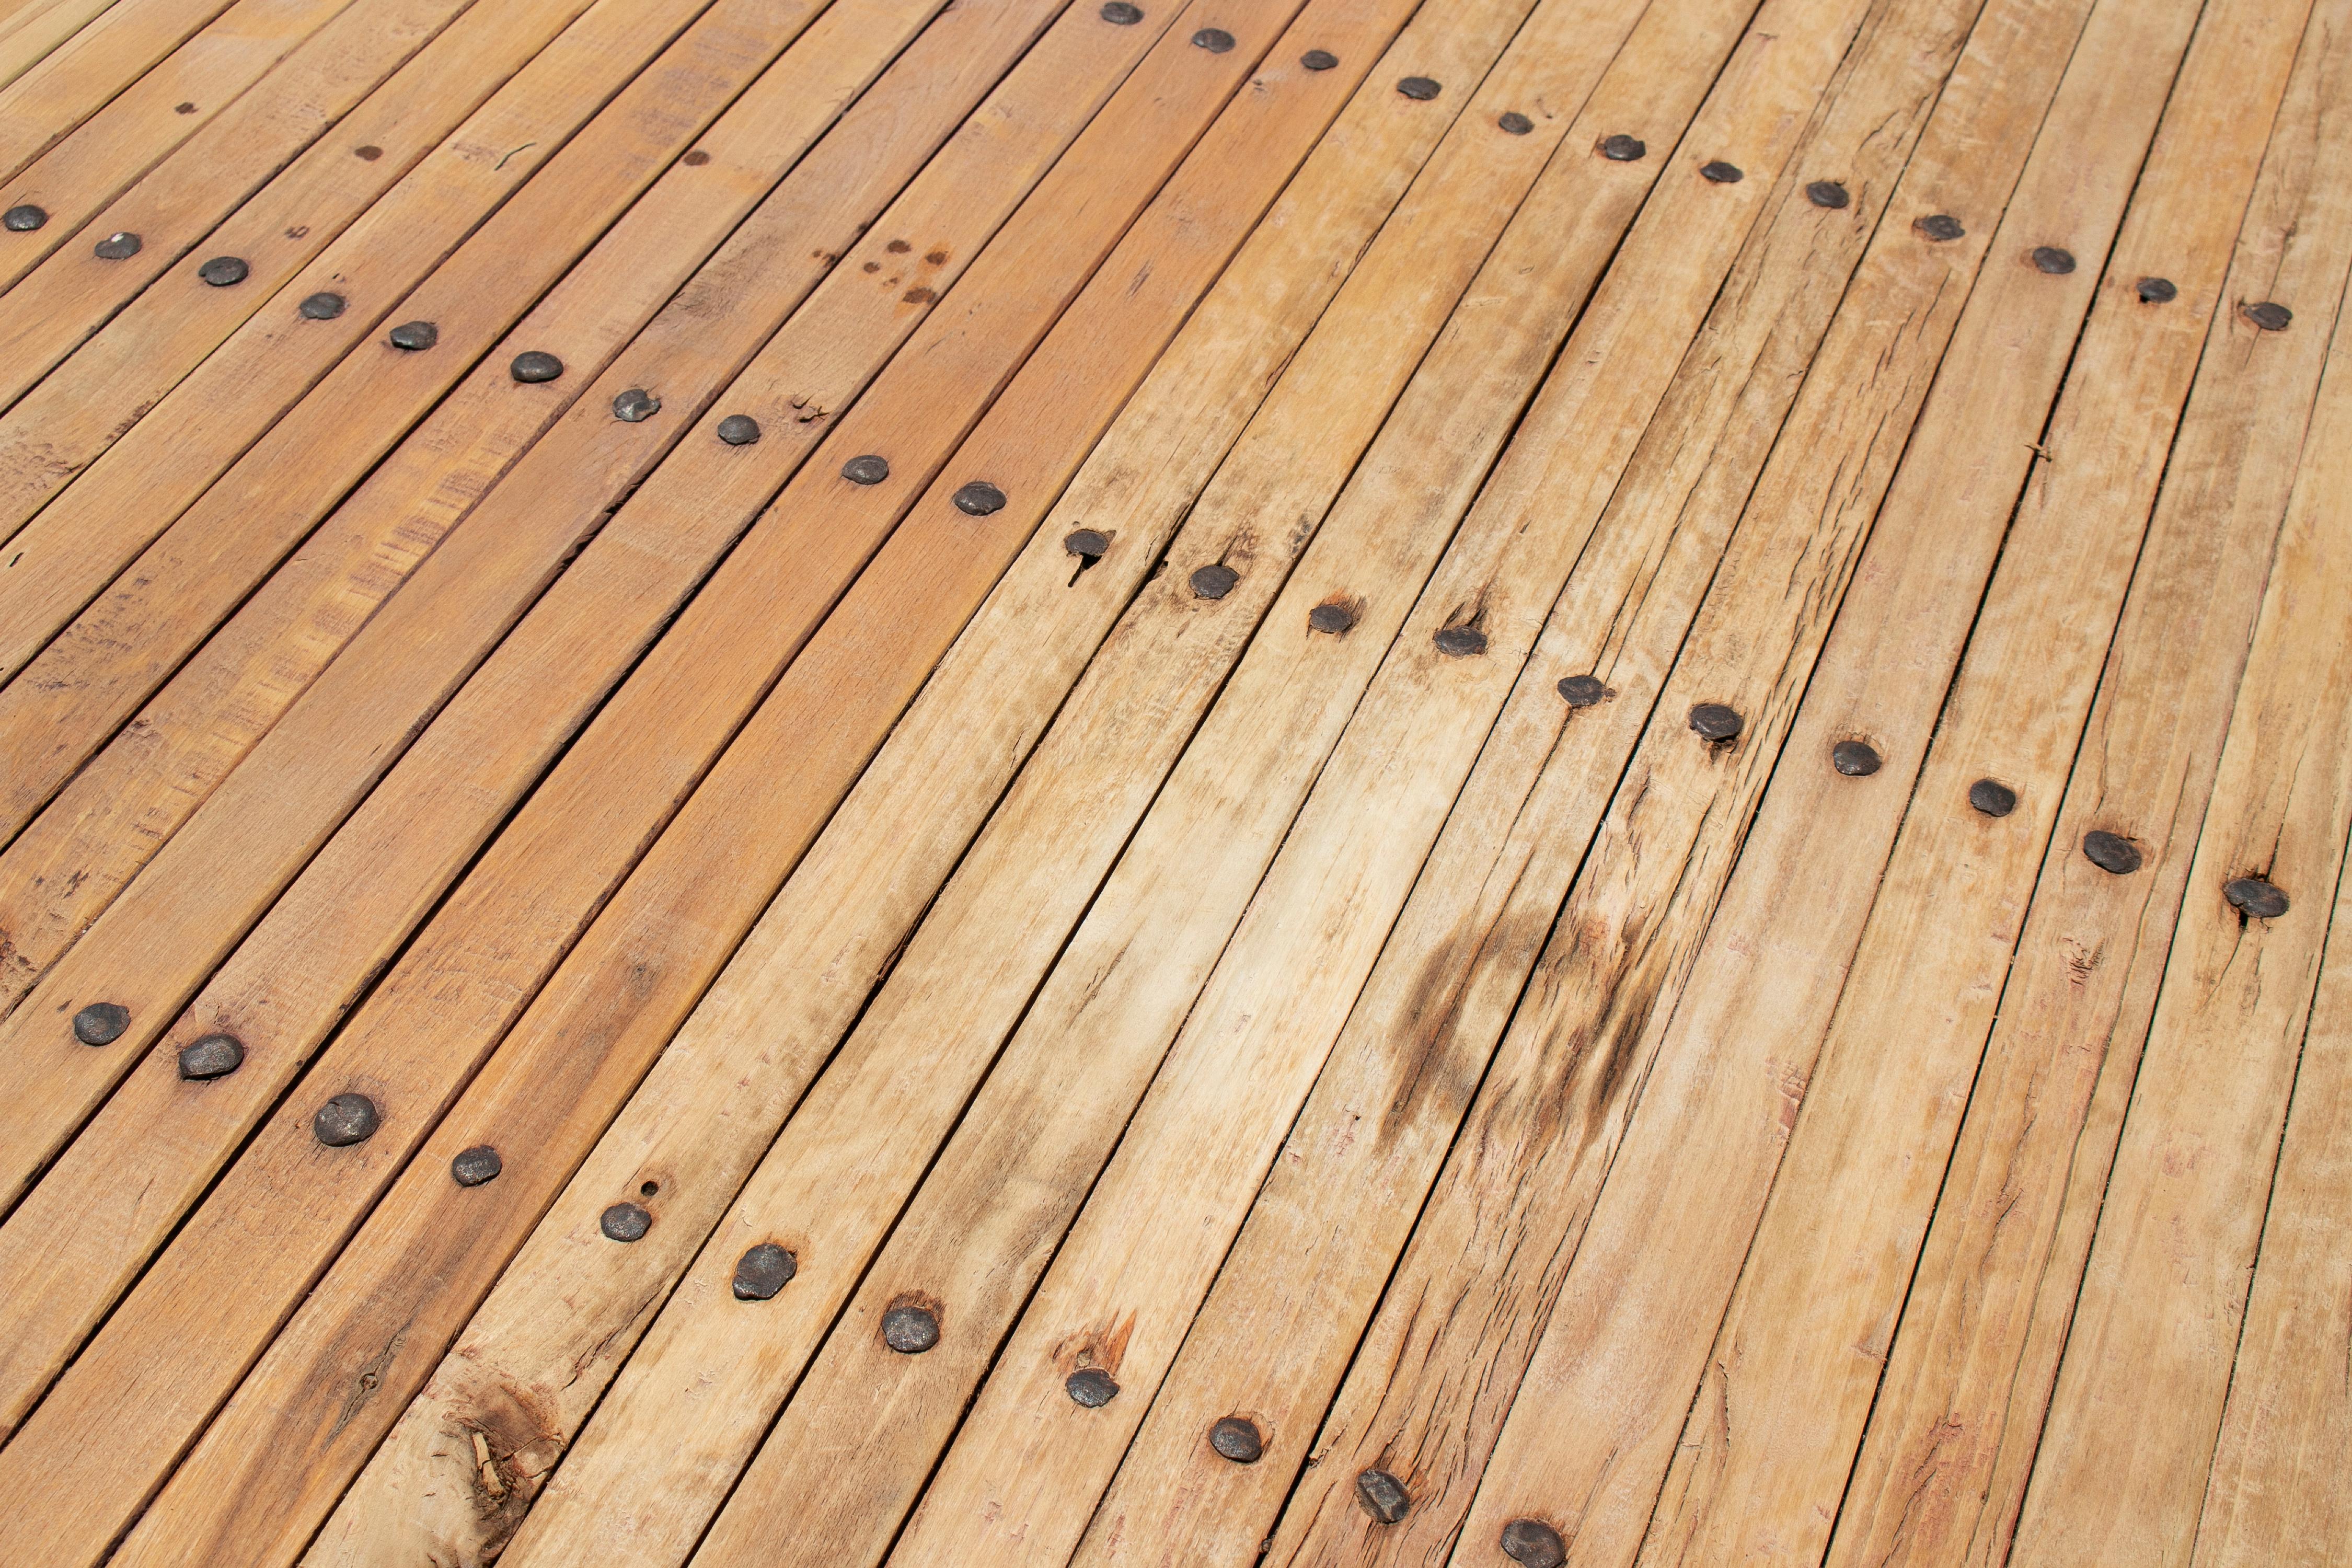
(2135, 276, 2177, 304)
(2223, 877, 2288, 919)
(1355, 1469, 1411, 1524)
(1190, 563, 1239, 598)
(451, 1145, 503, 1186)
(1065, 528, 1111, 559)
(1192, 27, 1233, 50)
(1915, 213, 1965, 243)
(1397, 76, 1440, 100)
(1308, 602, 1356, 635)
(1433, 625, 1486, 656)
(2243, 301, 2292, 331)
(732, 1242, 798, 1299)
(1968, 778, 2016, 817)
(842, 453, 890, 484)
(1700, 160, 1743, 183)
(299, 291, 346, 319)
(510, 350, 564, 383)
(72, 1002, 130, 1046)
(612, 387, 660, 422)
(2030, 246, 2075, 275)
(1558, 674, 1608, 707)
(94, 231, 142, 260)
(1100, 1, 1142, 19)
(1498, 111, 1533, 135)
(1066, 1368, 1120, 1406)
(2, 204, 46, 232)
(882, 1303, 940, 1353)
(1500, 1518, 1566, 1567)
(2082, 830, 2142, 875)
(314, 1092, 381, 1147)
(198, 256, 248, 286)
(1806, 180, 1849, 209)
(716, 414, 762, 445)
(388, 319, 438, 351)
(1830, 740, 1881, 777)
(1207, 1416, 1263, 1463)
(178, 1033, 245, 1080)
(600, 1202, 651, 1241)
(953, 481, 1006, 515)
(1600, 134, 1646, 161)
(1300, 49, 1337, 70)
(1689, 702, 1743, 741)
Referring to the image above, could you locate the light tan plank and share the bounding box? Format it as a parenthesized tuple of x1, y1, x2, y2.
(0, 3, 124, 93)
(1825, 4, 2352, 1560)
(0, 0, 246, 176)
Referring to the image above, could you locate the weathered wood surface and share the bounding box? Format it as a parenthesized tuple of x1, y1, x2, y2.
(0, 0, 2346, 1560)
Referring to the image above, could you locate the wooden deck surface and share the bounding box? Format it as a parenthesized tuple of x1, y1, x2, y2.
(0, 0, 2344, 1562)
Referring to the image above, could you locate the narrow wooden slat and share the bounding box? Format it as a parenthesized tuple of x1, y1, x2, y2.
(851, 0, 1918, 1559)
(470, 3, 1690, 1565)
(1235, 0, 2213, 1561)
(0, 2, 124, 93)
(1575, 4, 2310, 1562)
(1069, 0, 2039, 1557)
(0, 0, 806, 720)
(0, 0, 249, 177)
(0, 0, 511, 376)
(2194, 892, 2352, 1566)
(301, 0, 1625, 1557)
(0, 0, 1054, 1438)
(2000, 253, 2352, 1568)
(1825, 6, 2352, 1560)
(0, 0, 368, 286)
(0, 0, 1382, 1560)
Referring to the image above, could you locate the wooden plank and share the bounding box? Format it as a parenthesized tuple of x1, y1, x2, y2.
(1823, 5, 2352, 1561)
(1067, 0, 2040, 1557)
(0, 3, 124, 94)
(2000, 234, 2352, 1568)
(0, 0, 1122, 1440)
(1570, 0, 2317, 1558)
(0, 0, 249, 177)
(837, 0, 1915, 1559)
(0, 0, 509, 377)
(0, 0, 368, 288)
(0, 0, 929, 1017)
(0, 0, 790, 706)
(2193, 889, 2352, 1566)
(1232, 0, 2218, 1559)
(0, 1, 1376, 1560)
(445, 2, 1690, 1564)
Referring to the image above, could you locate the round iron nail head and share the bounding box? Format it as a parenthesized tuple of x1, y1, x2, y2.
(1968, 778, 2016, 817)
(842, 453, 890, 485)
(1100, 0, 1142, 19)
(1600, 133, 1645, 161)
(2082, 830, 2142, 875)
(94, 231, 142, 260)
(1915, 213, 1965, 243)
(2243, 301, 2292, 331)
(1208, 1416, 1263, 1463)
(1806, 180, 1849, 209)
(2136, 276, 2178, 303)
(1558, 674, 1608, 707)
(2030, 245, 2075, 275)
(1433, 625, 1486, 656)
(315, 1092, 381, 1147)
(198, 255, 248, 286)
(451, 1145, 503, 1187)
(2, 204, 45, 232)
(1500, 1518, 1566, 1567)
(510, 350, 563, 383)
(1700, 159, 1744, 183)
(1498, 111, 1533, 134)
(2223, 877, 2288, 919)
(601, 1201, 651, 1242)
(1831, 739, 1881, 777)
(1301, 48, 1337, 70)
(1688, 702, 1743, 742)
(612, 387, 659, 422)
(1192, 26, 1233, 50)
(1066, 1368, 1120, 1406)
(72, 1002, 130, 1046)
(717, 413, 762, 445)
(387, 319, 437, 351)
(1397, 76, 1440, 100)
(178, 1033, 244, 1080)
(299, 291, 345, 320)
(1355, 1469, 1411, 1524)
(1190, 562, 1239, 599)
(953, 480, 1006, 515)
(1065, 528, 1111, 559)
(1308, 602, 1356, 635)
(733, 1242, 798, 1300)
(882, 1303, 940, 1353)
